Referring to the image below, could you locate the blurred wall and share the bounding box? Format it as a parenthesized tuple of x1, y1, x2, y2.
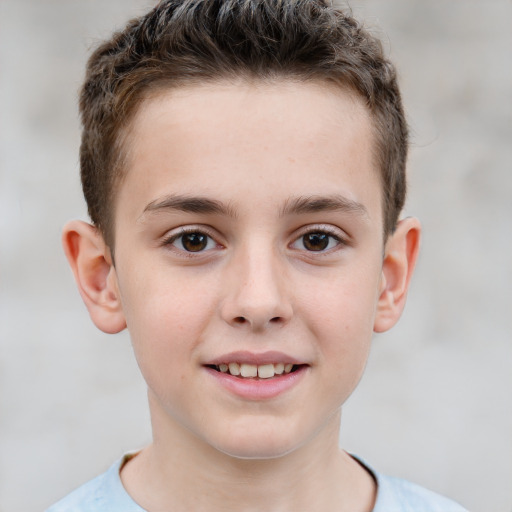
(0, 1, 510, 511)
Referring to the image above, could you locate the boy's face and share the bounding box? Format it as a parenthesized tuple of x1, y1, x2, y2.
(104, 81, 399, 458)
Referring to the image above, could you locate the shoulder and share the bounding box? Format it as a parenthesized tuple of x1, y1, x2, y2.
(46, 457, 144, 512)
(351, 455, 469, 512)
(373, 472, 469, 512)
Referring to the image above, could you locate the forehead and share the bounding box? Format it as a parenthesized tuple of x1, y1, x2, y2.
(129, 80, 373, 153)
(117, 80, 381, 223)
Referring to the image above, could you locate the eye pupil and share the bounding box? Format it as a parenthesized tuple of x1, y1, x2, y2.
(182, 233, 208, 252)
(303, 233, 329, 251)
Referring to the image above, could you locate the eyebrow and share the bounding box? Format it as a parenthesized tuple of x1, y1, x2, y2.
(280, 194, 368, 218)
(141, 195, 237, 218)
(140, 193, 368, 221)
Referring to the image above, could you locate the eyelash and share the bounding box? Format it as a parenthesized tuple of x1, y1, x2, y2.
(161, 225, 348, 256)
(161, 227, 221, 256)
(290, 226, 347, 254)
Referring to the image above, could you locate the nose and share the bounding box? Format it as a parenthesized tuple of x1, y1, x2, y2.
(220, 243, 293, 331)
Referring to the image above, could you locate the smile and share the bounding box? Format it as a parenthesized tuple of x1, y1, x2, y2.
(204, 355, 308, 399)
(208, 362, 301, 379)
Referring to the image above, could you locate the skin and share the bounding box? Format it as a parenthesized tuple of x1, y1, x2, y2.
(63, 81, 420, 512)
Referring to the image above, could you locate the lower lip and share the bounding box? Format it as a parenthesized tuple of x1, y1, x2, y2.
(204, 366, 308, 400)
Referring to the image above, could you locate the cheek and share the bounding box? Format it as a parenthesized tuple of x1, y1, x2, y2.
(300, 268, 380, 388)
(118, 270, 217, 378)
(120, 260, 216, 331)
(302, 268, 381, 340)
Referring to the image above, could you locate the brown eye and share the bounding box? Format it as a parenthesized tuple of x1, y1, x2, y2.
(302, 232, 330, 251)
(168, 231, 216, 253)
(291, 230, 342, 253)
(181, 232, 209, 252)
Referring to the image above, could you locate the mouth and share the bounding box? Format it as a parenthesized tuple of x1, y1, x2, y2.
(205, 362, 305, 379)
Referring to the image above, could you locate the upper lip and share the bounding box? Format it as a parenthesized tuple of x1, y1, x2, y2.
(204, 350, 306, 366)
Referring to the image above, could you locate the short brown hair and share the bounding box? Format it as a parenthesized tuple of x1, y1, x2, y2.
(80, 0, 408, 246)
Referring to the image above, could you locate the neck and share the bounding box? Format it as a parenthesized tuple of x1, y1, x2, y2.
(121, 396, 375, 512)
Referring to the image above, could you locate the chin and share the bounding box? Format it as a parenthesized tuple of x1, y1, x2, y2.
(216, 441, 297, 461)
(206, 421, 307, 460)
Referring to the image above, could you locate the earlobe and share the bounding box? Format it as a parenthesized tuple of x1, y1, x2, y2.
(373, 217, 421, 333)
(62, 220, 127, 334)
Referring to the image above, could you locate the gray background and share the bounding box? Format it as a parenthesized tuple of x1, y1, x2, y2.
(1, 1, 511, 511)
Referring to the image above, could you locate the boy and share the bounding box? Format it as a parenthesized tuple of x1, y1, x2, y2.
(48, 0, 468, 510)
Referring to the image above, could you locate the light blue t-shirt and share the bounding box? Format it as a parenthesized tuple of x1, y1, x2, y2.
(47, 454, 469, 512)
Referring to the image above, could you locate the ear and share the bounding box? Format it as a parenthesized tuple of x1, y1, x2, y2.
(373, 217, 421, 333)
(62, 220, 127, 334)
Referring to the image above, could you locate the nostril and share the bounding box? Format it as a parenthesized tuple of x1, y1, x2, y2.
(229, 314, 288, 327)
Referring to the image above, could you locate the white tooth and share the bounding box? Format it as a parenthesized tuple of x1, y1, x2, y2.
(258, 364, 275, 379)
(240, 363, 257, 377)
(274, 363, 284, 375)
(284, 363, 294, 373)
(219, 364, 228, 373)
(228, 362, 240, 376)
